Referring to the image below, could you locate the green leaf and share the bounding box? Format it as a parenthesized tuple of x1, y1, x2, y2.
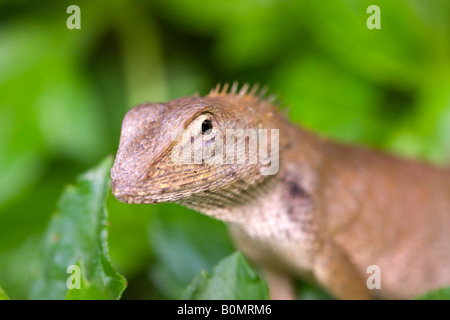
(148, 205, 235, 299)
(181, 252, 269, 300)
(0, 286, 10, 300)
(30, 156, 126, 300)
(417, 287, 450, 300)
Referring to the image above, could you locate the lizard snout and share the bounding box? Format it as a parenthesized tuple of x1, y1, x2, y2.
(110, 179, 131, 203)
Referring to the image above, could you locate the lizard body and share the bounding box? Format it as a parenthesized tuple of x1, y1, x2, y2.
(111, 83, 450, 299)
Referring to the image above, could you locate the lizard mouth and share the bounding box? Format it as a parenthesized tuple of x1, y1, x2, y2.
(110, 180, 136, 204)
(110, 179, 151, 204)
(110, 179, 182, 204)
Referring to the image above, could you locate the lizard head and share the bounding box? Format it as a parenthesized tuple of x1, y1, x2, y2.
(111, 83, 282, 214)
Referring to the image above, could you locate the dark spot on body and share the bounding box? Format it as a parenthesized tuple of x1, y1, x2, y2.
(289, 181, 309, 199)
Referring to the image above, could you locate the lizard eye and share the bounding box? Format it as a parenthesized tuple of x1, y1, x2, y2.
(201, 119, 212, 134)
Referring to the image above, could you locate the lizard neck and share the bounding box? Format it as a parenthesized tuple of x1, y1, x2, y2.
(178, 124, 324, 225)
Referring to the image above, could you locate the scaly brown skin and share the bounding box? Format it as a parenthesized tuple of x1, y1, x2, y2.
(111, 83, 450, 300)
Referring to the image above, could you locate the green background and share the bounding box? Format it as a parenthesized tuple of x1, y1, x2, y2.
(0, 0, 449, 299)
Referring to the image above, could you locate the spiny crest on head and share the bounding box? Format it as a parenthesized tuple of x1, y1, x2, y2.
(207, 82, 280, 109)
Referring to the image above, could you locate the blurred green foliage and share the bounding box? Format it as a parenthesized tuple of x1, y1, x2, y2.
(30, 157, 126, 300)
(181, 252, 269, 300)
(0, 285, 10, 300)
(417, 287, 450, 300)
(0, 0, 449, 299)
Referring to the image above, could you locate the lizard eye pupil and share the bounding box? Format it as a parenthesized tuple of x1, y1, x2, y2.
(201, 119, 212, 134)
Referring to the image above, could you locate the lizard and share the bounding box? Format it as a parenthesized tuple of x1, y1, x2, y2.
(110, 82, 450, 300)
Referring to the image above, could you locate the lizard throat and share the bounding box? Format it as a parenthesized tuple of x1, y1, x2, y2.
(176, 174, 276, 222)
